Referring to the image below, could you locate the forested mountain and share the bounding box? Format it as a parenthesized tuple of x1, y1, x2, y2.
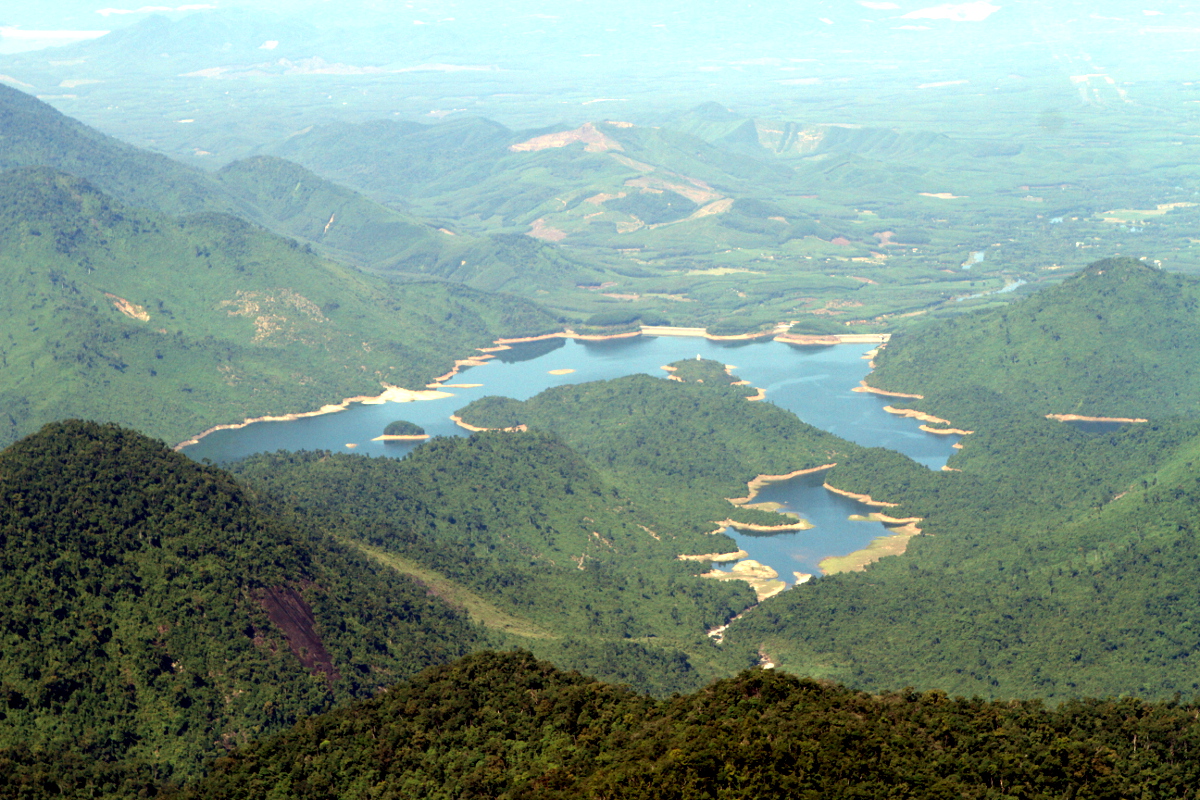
(456, 370, 869, 535)
(0, 167, 557, 447)
(182, 651, 1200, 800)
(0, 421, 482, 787)
(0, 83, 233, 216)
(0, 85, 598, 288)
(718, 258, 1200, 698)
(228, 432, 760, 692)
(869, 257, 1200, 424)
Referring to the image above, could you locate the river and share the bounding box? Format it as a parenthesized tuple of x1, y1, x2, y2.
(183, 335, 959, 586)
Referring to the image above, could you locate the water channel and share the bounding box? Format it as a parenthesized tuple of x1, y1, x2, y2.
(183, 335, 960, 586)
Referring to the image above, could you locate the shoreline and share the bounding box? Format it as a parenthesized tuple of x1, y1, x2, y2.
(679, 550, 748, 563)
(699, 559, 787, 601)
(714, 517, 814, 533)
(727, 464, 837, 505)
(850, 380, 923, 399)
(449, 414, 527, 433)
(822, 481, 901, 508)
(173, 385, 453, 450)
(919, 424, 974, 435)
(371, 433, 432, 442)
(174, 325, 891, 451)
(1046, 413, 1149, 424)
(820, 486, 924, 574)
(819, 527, 921, 575)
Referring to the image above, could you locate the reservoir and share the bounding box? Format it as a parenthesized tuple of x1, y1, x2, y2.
(184, 335, 959, 585)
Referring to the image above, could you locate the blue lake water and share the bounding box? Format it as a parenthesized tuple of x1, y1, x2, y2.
(183, 336, 959, 585)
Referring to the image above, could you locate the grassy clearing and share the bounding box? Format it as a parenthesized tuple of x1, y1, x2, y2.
(346, 538, 556, 640)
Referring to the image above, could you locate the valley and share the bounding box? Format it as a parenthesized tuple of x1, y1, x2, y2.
(3, 2, 1200, 796)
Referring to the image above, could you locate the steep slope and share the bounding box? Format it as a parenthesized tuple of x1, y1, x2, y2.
(868, 257, 1200, 423)
(0, 168, 559, 446)
(184, 651, 1200, 800)
(229, 432, 759, 691)
(0, 83, 232, 215)
(213, 155, 446, 267)
(0, 420, 483, 782)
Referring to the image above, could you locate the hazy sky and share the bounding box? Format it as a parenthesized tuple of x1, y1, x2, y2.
(2, 1, 1023, 54)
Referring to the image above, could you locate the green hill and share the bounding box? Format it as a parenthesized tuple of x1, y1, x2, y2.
(717, 261, 1200, 699)
(0, 420, 482, 784)
(182, 651, 1200, 800)
(228, 431, 759, 691)
(0, 83, 234, 216)
(213, 155, 445, 268)
(456, 371, 866, 534)
(0, 86, 602, 297)
(0, 167, 559, 447)
(869, 257, 1200, 423)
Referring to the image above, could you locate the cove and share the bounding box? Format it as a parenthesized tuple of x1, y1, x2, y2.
(183, 336, 960, 586)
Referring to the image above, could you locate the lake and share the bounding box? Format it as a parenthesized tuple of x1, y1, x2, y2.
(183, 335, 959, 585)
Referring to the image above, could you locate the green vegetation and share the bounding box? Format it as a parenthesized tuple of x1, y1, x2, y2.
(664, 357, 758, 398)
(382, 420, 424, 436)
(0, 167, 559, 447)
(227, 432, 760, 690)
(0, 420, 482, 785)
(456, 373, 864, 534)
(184, 651, 1200, 800)
(719, 260, 1200, 699)
(870, 257, 1200, 424)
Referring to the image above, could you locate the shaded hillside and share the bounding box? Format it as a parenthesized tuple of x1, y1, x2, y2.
(0, 421, 482, 783)
(184, 651, 1200, 800)
(869, 257, 1200, 423)
(228, 432, 758, 693)
(0, 168, 559, 446)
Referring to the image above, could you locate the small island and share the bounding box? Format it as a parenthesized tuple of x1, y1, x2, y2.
(661, 357, 761, 398)
(372, 419, 430, 442)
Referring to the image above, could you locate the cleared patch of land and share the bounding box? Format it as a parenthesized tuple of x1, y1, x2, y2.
(347, 539, 555, 639)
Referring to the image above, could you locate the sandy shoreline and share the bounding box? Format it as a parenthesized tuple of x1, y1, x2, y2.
(714, 517, 814, 533)
(371, 434, 432, 442)
(175, 325, 891, 450)
(819, 528, 921, 575)
(679, 550, 748, 563)
(819, 486, 925, 574)
(1046, 413, 1149, 423)
(822, 482, 901, 508)
(727, 464, 838, 505)
(851, 380, 923, 399)
(883, 405, 952, 426)
(919, 424, 974, 435)
(699, 559, 787, 601)
(174, 385, 454, 450)
(449, 414, 527, 433)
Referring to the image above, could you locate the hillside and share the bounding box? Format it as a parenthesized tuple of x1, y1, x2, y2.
(228, 432, 760, 692)
(456, 370, 868, 534)
(0, 84, 613, 300)
(0, 168, 559, 447)
(0, 421, 483, 784)
(718, 261, 1200, 698)
(869, 257, 1200, 423)
(183, 651, 1200, 800)
(0, 83, 234, 216)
